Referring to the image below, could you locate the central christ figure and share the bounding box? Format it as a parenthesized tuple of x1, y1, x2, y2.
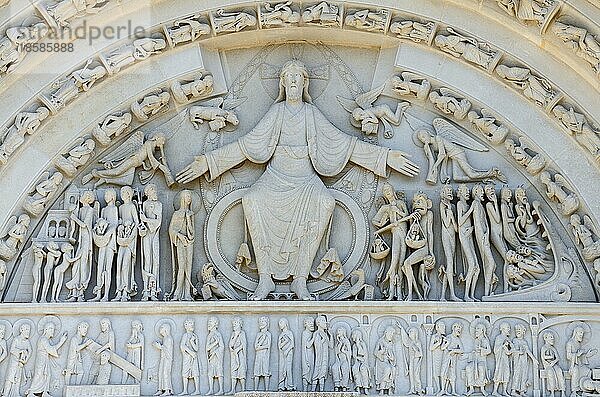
(177, 60, 419, 300)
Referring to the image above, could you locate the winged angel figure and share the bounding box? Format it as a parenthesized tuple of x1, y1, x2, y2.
(337, 85, 409, 138)
(415, 118, 506, 184)
(81, 131, 174, 188)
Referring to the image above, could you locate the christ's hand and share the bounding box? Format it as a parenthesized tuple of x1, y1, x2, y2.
(177, 155, 209, 184)
(387, 150, 419, 177)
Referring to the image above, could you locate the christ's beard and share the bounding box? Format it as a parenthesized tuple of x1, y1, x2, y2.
(287, 87, 302, 102)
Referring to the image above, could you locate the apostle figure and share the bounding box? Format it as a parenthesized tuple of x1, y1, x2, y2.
(64, 321, 92, 385)
(177, 60, 419, 300)
(253, 316, 272, 391)
(3, 322, 33, 397)
(180, 319, 200, 395)
(301, 317, 315, 392)
(311, 315, 332, 392)
(277, 318, 295, 391)
(229, 318, 247, 394)
(26, 319, 68, 396)
(540, 331, 566, 397)
(206, 317, 224, 395)
(122, 321, 144, 384)
(153, 322, 174, 396)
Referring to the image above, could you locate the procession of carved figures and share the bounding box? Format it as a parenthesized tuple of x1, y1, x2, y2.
(0, 55, 588, 304)
(0, 52, 596, 304)
(0, 314, 595, 396)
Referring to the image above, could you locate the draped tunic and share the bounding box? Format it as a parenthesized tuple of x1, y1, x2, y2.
(205, 102, 388, 280)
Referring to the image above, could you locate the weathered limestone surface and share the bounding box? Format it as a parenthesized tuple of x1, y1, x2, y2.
(0, 0, 599, 396)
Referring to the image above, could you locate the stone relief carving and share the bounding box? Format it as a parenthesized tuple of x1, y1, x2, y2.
(40, 61, 107, 114)
(352, 327, 371, 393)
(539, 171, 580, 216)
(164, 16, 211, 47)
(552, 104, 600, 163)
(188, 98, 241, 132)
(170, 73, 214, 104)
(277, 317, 294, 391)
(0, 44, 592, 309)
(439, 322, 464, 395)
(90, 188, 118, 302)
(389, 19, 436, 44)
(540, 330, 566, 397)
(122, 320, 144, 384)
(414, 118, 505, 185)
(92, 113, 133, 146)
(569, 214, 600, 288)
(472, 184, 499, 297)
(4, 320, 33, 396)
(23, 171, 64, 217)
(25, 316, 67, 395)
(372, 183, 409, 300)
(337, 85, 409, 138)
(495, 0, 560, 33)
(168, 190, 196, 301)
(180, 319, 201, 395)
(206, 316, 225, 395)
(0, 106, 50, 165)
(82, 131, 174, 188)
(301, 317, 314, 392)
(177, 60, 419, 301)
(139, 183, 162, 301)
(229, 317, 247, 394)
(467, 109, 509, 144)
(152, 319, 174, 396)
(302, 2, 341, 27)
(512, 323, 539, 395)
(131, 91, 171, 122)
(253, 316, 271, 391)
(0, 312, 592, 396)
(0, 6, 600, 393)
(212, 9, 257, 34)
(505, 136, 547, 175)
(37, 0, 109, 29)
(429, 88, 472, 120)
(496, 65, 562, 111)
(0, 20, 48, 76)
(197, 262, 237, 300)
(374, 325, 397, 394)
(54, 138, 96, 177)
(400, 325, 425, 394)
(332, 324, 351, 391)
(390, 72, 432, 100)
(344, 9, 388, 33)
(552, 22, 600, 75)
(261, 2, 301, 27)
(114, 186, 139, 302)
(435, 28, 502, 72)
(102, 37, 167, 74)
(439, 186, 461, 302)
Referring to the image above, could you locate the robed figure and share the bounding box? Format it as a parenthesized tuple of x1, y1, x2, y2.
(177, 60, 419, 300)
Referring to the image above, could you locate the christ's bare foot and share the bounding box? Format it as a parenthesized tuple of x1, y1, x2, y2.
(291, 277, 314, 300)
(250, 275, 275, 300)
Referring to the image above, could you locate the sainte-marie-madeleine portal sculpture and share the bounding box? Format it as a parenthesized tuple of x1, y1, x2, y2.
(1, 1, 600, 396)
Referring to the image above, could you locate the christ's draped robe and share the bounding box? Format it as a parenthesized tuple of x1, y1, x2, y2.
(205, 101, 389, 280)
